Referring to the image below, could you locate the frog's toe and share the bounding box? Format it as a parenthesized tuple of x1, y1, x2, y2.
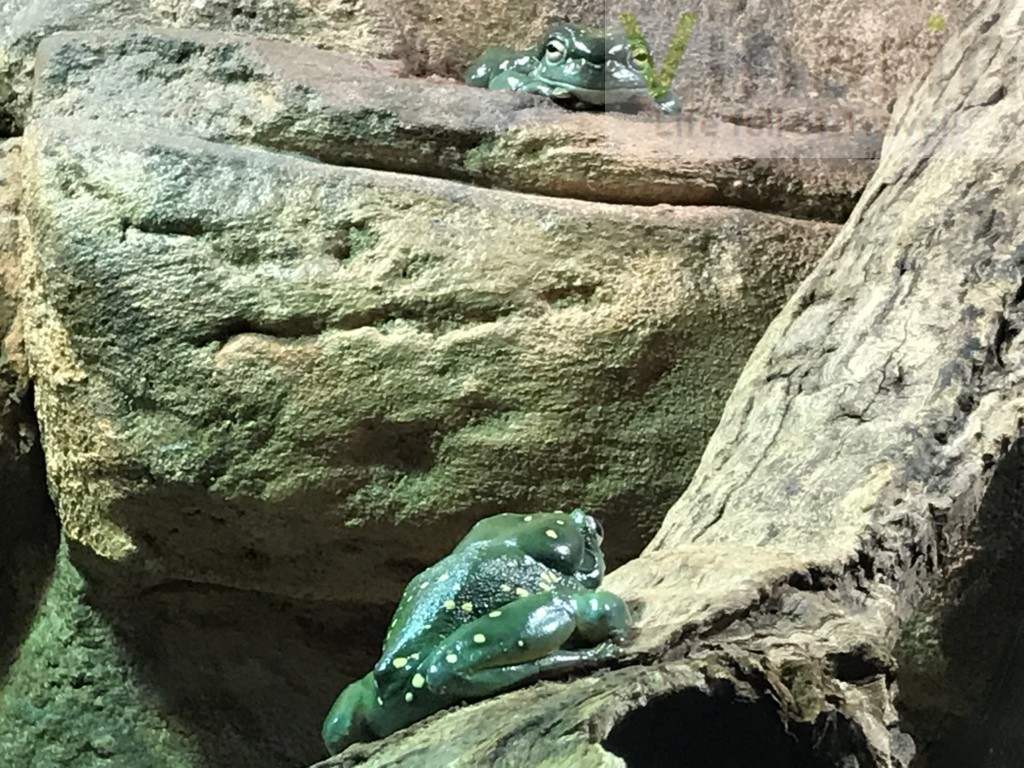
(572, 590, 631, 644)
(587, 640, 626, 660)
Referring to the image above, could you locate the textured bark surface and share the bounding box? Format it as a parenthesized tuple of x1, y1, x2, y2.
(316, 2, 1024, 765)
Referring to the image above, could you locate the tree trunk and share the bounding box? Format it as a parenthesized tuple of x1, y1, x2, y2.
(315, 1, 1024, 765)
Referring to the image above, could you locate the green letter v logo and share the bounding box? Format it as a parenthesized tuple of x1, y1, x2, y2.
(618, 12, 697, 101)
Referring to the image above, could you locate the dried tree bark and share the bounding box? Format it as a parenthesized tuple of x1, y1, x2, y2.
(315, 1, 1024, 765)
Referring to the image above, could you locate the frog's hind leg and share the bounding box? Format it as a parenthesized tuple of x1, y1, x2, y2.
(420, 590, 628, 700)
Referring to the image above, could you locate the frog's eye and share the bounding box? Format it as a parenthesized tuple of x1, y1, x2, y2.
(630, 47, 651, 67)
(544, 38, 566, 63)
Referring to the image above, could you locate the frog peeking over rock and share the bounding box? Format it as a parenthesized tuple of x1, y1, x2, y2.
(464, 24, 683, 115)
(321, 509, 630, 754)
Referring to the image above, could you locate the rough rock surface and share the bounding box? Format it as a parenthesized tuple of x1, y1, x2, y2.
(313, 1, 1024, 765)
(0, 138, 30, 496)
(20, 29, 844, 603)
(0, 135, 60, 711)
(1, 0, 978, 135)
(28, 29, 875, 220)
(0, 0, 393, 133)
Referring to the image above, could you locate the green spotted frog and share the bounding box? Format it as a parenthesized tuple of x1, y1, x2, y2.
(321, 509, 630, 754)
(464, 24, 682, 115)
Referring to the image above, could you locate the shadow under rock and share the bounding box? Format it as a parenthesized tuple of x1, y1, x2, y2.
(896, 436, 1024, 768)
(0, 397, 61, 685)
(80, 564, 392, 768)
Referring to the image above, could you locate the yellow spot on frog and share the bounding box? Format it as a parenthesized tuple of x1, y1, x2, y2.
(523, 515, 533, 521)
(405, 692, 414, 702)
(545, 529, 558, 539)
(517, 640, 525, 647)
(443, 599, 456, 610)
(500, 584, 512, 593)
(488, 610, 502, 618)
(419, 581, 429, 589)
(515, 587, 530, 597)
(446, 653, 458, 663)
(411, 673, 425, 689)
(461, 602, 473, 612)
(473, 633, 487, 644)
(377, 696, 384, 705)
(410, 652, 420, 660)
(555, 519, 565, 525)
(437, 573, 449, 581)
(393, 657, 408, 669)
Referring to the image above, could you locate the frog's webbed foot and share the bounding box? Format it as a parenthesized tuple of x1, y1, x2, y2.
(420, 589, 629, 700)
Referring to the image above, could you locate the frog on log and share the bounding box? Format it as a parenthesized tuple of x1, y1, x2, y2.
(321, 509, 630, 754)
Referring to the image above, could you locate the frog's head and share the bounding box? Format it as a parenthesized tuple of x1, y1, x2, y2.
(530, 24, 651, 106)
(569, 508, 606, 587)
(322, 672, 379, 755)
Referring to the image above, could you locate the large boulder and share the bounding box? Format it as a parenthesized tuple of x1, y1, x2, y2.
(21, 29, 850, 600)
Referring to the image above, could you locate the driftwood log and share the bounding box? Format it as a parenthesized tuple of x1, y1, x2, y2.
(316, 2, 1024, 765)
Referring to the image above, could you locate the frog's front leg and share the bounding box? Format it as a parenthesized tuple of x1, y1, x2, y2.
(421, 589, 629, 700)
(465, 47, 519, 87)
(465, 49, 542, 92)
(322, 671, 382, 755)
